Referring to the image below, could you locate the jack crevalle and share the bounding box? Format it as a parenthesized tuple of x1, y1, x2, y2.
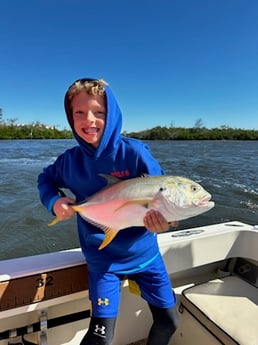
(49, 175, 214, 250)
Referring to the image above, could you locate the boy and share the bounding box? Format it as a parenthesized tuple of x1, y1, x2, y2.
(37, 78, 178, 345)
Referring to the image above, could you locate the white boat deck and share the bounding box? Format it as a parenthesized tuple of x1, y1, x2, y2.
(0, 221, 257, 345)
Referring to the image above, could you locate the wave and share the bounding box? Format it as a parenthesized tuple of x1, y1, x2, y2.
(240, 200, 258, 211)
(0, 157, 56, 166)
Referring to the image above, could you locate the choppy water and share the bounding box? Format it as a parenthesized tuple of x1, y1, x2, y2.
(0, 139, 257, 260)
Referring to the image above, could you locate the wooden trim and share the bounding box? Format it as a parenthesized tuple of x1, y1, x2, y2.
(0, 264, 88, 311)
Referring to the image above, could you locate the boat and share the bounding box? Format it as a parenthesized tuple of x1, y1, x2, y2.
(0, 221, 257, 345)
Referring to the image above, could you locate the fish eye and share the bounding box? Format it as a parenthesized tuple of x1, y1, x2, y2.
(191, 185, 199, 192)
(159, 187, 166, 192)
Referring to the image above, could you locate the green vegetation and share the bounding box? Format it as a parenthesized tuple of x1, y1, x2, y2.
(0, 108, 73, 139)
(124, 125, 258, 140)
(0, 121, 73, 139)
(0, 120, 73, 139)
(0, 110, 257, 140)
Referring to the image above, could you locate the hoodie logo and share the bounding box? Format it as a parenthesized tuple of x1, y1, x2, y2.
(111, 170, 130, 178)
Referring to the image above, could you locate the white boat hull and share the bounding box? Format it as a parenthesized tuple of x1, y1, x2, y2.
(0, 221, 257, 345)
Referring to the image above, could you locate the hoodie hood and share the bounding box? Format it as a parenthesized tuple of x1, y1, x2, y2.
(64, 79, 122, 159)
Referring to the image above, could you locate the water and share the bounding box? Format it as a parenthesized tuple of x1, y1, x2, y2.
(0, 139, 257, 261)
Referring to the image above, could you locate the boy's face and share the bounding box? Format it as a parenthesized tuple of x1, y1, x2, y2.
(71, 91, 106, 148)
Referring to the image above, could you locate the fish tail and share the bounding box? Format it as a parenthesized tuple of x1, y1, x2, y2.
(98, 228, 118, 250)
(48, 217, 60, 226)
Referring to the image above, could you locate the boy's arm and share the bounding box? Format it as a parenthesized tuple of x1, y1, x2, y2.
(137, 143, 165, 176)
(37, 156, 74, 214)
(37, 168, 62, 213)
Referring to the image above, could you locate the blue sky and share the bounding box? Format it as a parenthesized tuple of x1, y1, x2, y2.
(0, 0, 257, 132)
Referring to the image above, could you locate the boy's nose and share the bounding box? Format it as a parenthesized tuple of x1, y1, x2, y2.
(85, 110, 95, 121)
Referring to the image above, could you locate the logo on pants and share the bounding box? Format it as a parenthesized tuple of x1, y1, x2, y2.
(94, 324, 106, 338)
(97, 298, 109, 306)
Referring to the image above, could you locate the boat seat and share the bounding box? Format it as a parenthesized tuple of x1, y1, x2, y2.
(179, 275, 258, 345)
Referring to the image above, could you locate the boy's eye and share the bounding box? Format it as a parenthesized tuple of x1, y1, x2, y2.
(73, 110, 106, 119)
(95, 111, 105, 118)
(73, 111, 84, 119)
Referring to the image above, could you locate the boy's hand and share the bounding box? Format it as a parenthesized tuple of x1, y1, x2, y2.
(143, 210, 178, 233)
(53, 197, 76, 221)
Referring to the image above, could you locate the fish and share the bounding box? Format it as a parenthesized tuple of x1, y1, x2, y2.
(49, 175, 214, 250)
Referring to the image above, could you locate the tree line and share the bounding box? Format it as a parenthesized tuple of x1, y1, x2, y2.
(0, 110, 257, 140)
(1, 122, 257, 140)
(124, 125, 258, 140)
(0, 120, 73, 139)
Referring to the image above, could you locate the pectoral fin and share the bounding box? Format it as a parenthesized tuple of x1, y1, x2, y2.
(114, 198, 153, 212)
(98, 228, 119, 250)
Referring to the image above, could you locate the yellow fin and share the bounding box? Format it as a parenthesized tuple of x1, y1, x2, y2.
(48, 217, 60, 226)
(128, 279, 141, 296)
(71, 205, 81, 212)
(114, 198, 153, 213)
(98, 228, 118, 250)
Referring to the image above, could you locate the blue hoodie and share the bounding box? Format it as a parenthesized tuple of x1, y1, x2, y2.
(37, 79, 164, 272)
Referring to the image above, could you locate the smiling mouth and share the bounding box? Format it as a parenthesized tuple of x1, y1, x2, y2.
(82, 127, 99, 134)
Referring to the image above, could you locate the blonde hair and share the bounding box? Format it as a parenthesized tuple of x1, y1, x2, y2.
(67, 79, 108, 100)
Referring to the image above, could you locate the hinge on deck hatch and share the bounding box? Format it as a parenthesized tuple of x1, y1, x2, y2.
(39, 310, 48, 345)
(7, 327, 37, 345)
(8, 335, 37, 345)
(8, 310, 49, 345)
